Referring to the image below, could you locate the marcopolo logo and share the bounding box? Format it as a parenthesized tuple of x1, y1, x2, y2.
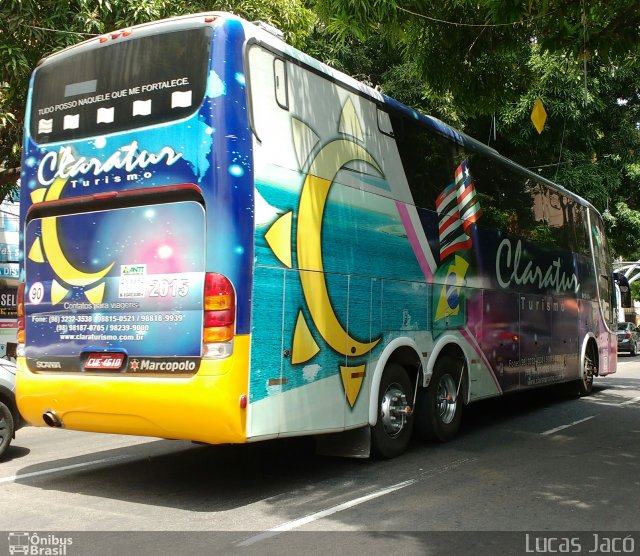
(8, 532, 73, 556)
(128, 358, 198, 374)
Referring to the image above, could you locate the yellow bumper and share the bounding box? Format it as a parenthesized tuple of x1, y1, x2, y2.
(16, 336, 249, 444)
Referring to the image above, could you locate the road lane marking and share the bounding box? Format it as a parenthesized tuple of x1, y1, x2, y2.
(579, 393, 640, 407)
(238, 480, 416, 545)
(541, 415, 595, 436)
(237, 457, 475, 546)
(0, 455, 129, 484)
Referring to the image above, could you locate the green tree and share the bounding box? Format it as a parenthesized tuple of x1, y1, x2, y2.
(311, 0, 640, 258)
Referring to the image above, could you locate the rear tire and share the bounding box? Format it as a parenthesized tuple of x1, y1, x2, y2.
(0, 401, 14, 459)
(578, 349, 596, 396)
(370, 364, 413, 459)
(415, 356, 463, 443)
(631, 341, 637, 357)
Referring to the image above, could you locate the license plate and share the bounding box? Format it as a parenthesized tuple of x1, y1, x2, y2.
(84, 352, 125, 370)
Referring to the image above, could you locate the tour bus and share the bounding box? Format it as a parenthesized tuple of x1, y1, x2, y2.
(16, 13, 619, 459)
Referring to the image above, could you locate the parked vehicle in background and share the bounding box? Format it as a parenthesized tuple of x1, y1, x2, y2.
(617, 322, 640, 355)
(0, 355, 22, 458)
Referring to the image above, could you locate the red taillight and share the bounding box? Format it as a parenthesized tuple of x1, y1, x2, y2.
(17, 283, 25, 344)
(204, 308, 235, 327)
(203, 273, 235, 344)
(625, 333, 632, 339)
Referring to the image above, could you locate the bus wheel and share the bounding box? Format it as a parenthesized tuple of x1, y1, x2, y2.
(371, 364, 413, 459)
(578, 351, 596, 396)
(415, 356, 462, 443)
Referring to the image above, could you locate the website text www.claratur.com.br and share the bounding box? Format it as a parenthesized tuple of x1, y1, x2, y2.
(59, 333, 143, 342)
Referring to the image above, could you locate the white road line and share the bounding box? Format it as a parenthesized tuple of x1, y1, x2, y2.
(621, 395, 640, 406)
(541, 415, 595, 436)
(580, 394, 640, 407)
(237, 457, 475, 547)
(237, 480, 416, 546)
(0, 455, 129, 484)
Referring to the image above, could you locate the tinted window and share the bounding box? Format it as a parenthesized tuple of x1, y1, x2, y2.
(466, 155, 541, 240)
(590, 209, 615, 326)
(571, 204, 591, 256)
(467, 155, 585, 253)
(388, 112, 587, 257)
(389, 113, 462, 210)
(30, 27, 212, 143)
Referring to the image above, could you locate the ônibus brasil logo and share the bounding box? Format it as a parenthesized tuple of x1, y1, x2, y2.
(8, 532, 73, 555)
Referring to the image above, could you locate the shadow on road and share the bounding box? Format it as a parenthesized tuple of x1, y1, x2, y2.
(11, 374, 639, 515)
(12, 435, 373, 511)
(1, 444, 30, 463)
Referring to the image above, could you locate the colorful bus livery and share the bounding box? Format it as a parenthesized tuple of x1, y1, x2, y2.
(17, 13, 618, 459)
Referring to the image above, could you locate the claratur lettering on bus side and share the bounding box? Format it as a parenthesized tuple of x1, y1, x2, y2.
(37, 141, 183, 186)
(496, 238, 580, 293)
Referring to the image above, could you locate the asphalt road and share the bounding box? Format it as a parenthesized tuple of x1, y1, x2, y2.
(1, 357, 639, 555)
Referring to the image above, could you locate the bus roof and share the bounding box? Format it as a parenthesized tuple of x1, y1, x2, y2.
(241, 16, 595, 213)
(34, 11, 596, 214)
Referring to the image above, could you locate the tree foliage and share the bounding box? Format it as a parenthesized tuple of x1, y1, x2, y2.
(2, 0, 640, 260)
(0, 0, 315, 197)
(311, 0, 640, 259)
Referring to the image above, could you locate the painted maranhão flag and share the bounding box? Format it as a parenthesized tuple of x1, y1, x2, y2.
(435, 159, 482, 261)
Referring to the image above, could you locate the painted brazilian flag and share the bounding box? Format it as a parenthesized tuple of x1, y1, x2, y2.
(432, 254, 469, 338)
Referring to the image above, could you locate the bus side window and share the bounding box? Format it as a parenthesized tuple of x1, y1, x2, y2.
(273, 58, 288, 110)
(575, 206, 591, 256)
(541, 187, 571, 250)
(590, 209, 615, 326)
(389, 112, 458, 211)
(377, 108, 394, 137)
(466, 156, 536, 239)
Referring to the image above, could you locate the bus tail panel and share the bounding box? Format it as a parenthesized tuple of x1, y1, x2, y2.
(23, 197, 205, 372)
(17, 335, 250, 443)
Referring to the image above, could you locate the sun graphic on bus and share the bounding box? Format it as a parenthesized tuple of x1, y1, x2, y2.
(26, 177, 114, 305)
(264, 98, 382, 408)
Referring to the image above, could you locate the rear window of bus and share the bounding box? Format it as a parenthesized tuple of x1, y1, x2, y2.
(30, 26, 212, 144)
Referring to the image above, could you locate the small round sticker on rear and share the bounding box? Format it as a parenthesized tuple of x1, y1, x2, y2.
(29, 282, 45, 304)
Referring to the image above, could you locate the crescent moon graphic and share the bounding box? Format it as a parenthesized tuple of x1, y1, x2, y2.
(296, 139, 382, 357)
(40, 176, 114, 287)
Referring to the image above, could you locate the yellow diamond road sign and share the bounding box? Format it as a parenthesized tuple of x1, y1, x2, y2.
(531, 97, 547, 134)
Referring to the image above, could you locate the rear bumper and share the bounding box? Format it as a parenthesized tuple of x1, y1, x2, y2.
(16, 336, 250, 444)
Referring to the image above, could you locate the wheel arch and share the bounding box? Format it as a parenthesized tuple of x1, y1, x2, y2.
(368, 334, 473, 426)
(427, 334, 470, 401)
(427, 334, 469, 377)
(368, 337, 424, 426)
(580, 333, 600, 376)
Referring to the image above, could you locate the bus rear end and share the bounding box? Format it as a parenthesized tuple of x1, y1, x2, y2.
(17, 14, 254, 444)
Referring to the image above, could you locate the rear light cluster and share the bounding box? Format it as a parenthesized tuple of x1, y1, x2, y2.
(97, 16, 217, 44)
(17, 283, 25, 355)
(203, 273, 235, 359)
(99, 29, 133, 43)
